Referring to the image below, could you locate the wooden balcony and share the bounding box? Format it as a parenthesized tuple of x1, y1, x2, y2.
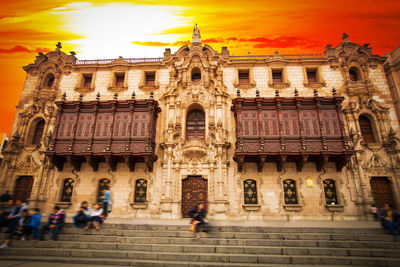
(45, 98, 160, 172)
(232, 96, 354, 172)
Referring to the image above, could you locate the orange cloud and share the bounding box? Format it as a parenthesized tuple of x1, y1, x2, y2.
(0, 45, 51, 54)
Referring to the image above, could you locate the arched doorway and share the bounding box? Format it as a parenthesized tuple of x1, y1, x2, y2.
(181, 176, 208, 217)
(14, 176, 34, 202)
(370, 177, 395, 208)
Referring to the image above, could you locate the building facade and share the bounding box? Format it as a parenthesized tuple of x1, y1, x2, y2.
(1, 27, 399, 220)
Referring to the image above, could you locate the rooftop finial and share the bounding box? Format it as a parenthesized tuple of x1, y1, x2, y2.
(192, 24, 201, 44)
(56, 42, 62, 51)
(342, 33, 350, 43)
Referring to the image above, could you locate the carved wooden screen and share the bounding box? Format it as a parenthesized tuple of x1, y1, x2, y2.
(132, 112, 148, 137)
(95, 113, 112, 138)
(181, 176, 207, 217)
(134, 179, 147, 203)
(370, 177, 395, 208)
(60, 178, 74, 202)
(323, 179, 338, 205)
(242, 111, 258, 136)
(321, 111, 341, 137)
(57, 113, 76, 139)
(32, 120, 45, 145)
(281, 111, 299, 136)
(186, 110, 205, 140)
(243, 179, 258, 204)
(75, 113, 94, 139)
(283, 179, 298, 204)
(359, 115, 375, 143)
(261, 110, 279, 136)
(14, 176, 34, 202)
(97, 178, 110, 202)
(301, 110, 320, 137)
(113, 112, 130, 138)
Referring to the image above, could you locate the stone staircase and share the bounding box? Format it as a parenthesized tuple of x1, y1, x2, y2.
(0, 223, 399, 266)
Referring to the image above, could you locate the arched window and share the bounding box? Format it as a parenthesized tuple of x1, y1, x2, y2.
(32, 119, 45, 145)
(323, 179, 338, 205)
(283, 179, 298, 204)
(358, 115, 376, 143)
(186, 110, 205, 140)
(134, 179, 147, 203)
(60, 178, 74, 202)
(349, 67, 360, 82)
(191, 68, 201, 82)
(97, 178, 110, 202)
(243, 179, 257, 204)
(43, 73, 55, 88)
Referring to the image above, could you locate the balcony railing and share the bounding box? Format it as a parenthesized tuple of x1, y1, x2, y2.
(230, 54, 324, 61)
(75, 57, 164, 65)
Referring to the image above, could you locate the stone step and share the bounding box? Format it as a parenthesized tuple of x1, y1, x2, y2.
(42, 233, 400, 250)
(0, 255, 366, 267)
(1, 247, 400, 266)
(52, 228, 396, 242)
(8, 240, 400, 258)
(65, 223, 387, 234)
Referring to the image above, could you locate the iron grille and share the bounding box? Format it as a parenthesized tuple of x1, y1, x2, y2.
(134, 179, 147, 203)
(244, 179, 258, 204)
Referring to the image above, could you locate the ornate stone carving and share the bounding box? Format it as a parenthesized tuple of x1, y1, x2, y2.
(17, 155, 40, 172)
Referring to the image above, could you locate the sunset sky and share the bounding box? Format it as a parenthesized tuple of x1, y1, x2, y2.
(0, 0, 399, 134)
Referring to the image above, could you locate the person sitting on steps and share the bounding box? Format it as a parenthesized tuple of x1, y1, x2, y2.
(378, 203, 400, 235)
(37, 206, 65, 242)
(85, 203, 103, 231)
(73, 201, 90, 228)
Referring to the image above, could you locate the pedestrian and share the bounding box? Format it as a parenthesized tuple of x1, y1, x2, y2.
(0, 200, 14, 229)
(37, 206, 65, 241)
(188, 203, 206, 239)
(5, 199, 27, 233)
(101, 189, 111, 218)
(29, 208, 41, 240)
(73, 201, 90, 228)
(0, 191, 12, 203)
(0, 209, 32, 248)
(378, 203, 400, 235)
(85, 203, 103, 231)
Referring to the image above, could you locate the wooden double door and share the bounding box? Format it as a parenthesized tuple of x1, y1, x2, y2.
(181, 176, 208, 217)
(14, 176, 34, 202)
(370, 177, 395, 208)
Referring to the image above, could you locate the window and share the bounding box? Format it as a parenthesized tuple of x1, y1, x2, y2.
(83, 74, 92, 88)
(43, 73, 55, 88)
(238, 69, 249, 84)
(359, 115, 376, 143)
(60, 178, 74, 202)
(115, 73, 125, 87)
(244, 179, 258, 204)
(283, 179, 298, 204)
(97, 178, 110, 202)
(349, 67, 360, 81)
(306, 69, 317, 83)
(145, 72, 156, 86)
(323, 179, 338, 205)
(186, 110, 205, 140)
(191, 68, 201, 82)
(272, 70, 283, 84)
(134, 179, 147, 203)
(32, 119, 45, 145)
